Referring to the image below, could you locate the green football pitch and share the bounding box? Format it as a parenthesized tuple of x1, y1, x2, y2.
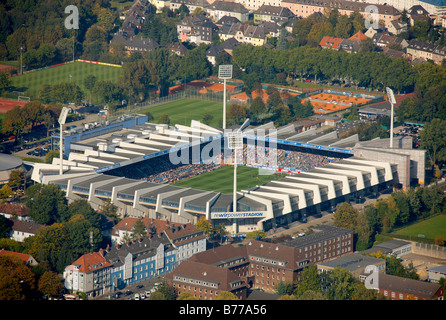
(172, 165, 282, 193)
(393, 214, 446, 241)
(140, 99, 224, 128)
(10, 61, 122, 100)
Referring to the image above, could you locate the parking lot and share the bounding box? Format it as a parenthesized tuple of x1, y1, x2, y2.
(95, 275, 165, 300)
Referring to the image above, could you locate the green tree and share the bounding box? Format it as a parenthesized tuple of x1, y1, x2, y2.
(38, 270, 64, 298)
(294, 265, 323, 297)
(420, 118, 446, 169)
(333, 202, 358, 230)
(26, 184, 68, 225)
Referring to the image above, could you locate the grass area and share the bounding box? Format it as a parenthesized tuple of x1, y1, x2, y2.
(393, 214, 446, 240)
(10, 61, 122, 101)
(173, 165, 280, 193)
(140, 99, 224, 127)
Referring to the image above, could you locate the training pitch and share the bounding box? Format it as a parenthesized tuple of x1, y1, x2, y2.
(10, 61, 122, 100)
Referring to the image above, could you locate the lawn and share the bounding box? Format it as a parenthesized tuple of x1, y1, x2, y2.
(140, 99, 224, 127)
(173, 165, 280, 193)
(10, 61, 122, 101)
(393, 214, 446, 240)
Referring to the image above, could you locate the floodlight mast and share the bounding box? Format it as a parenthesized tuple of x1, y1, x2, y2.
(58, 107, 69, 175)
(386, 87, 396, 149)
(218, 65, 233, 130)
(227, 131, 242, 234)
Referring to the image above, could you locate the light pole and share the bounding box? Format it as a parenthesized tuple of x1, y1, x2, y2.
(227, 130, 243, 235)
(218, 65, 233, 130)
(386, 87, 396, 149)
(20, 47, 23, 75)
(58, 107, 69, 175)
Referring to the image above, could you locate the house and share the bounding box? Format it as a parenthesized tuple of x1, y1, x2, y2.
(319, 36, 344, 50)
(9, 219, 44, 242)
(406, 39, 446, 65)
(206, 37, 240, 65)
(0, 203, 30, 221)
(253, 5, 295, 24)
(111, 33, 160, 55)
(376, 273, 443, 300)
(349, 31, 368, 42)
(168, 260, 248, 300)
(236, 0, 284, 11)
(317, 252, 386, 281)
(0, 249, 38, 266)
(177, 14, 219, 44)
(169, 0, 210, 12)
(339, 39, 362, 53)
(281, 0, 401, 26)
(168, 42, 188, 56)
(407, 5, 431, 25)
(215, 15, 241, 27)
(376, 34, 409, 49)
(63, 251, 112, 298)
(386, 19, 409, 35)
(206, 1, 250, 23)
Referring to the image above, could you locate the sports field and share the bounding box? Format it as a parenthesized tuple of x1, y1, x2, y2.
(10, 61, 122, 100)
(141, 99, 223, 127)
(393, 214, 446, 241)
(173, 165, 281, 193)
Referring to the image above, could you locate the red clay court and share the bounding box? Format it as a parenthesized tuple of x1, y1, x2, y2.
(0, 99, 28, 113)
(303, 92, 372, 114)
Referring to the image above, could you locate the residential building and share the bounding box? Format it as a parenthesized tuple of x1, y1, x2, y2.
(339, 39, 362, 53)
(111, 33, 160, 55)
(376, 273, 443, 300)
(215, 15, 241, 27)
(168, 42, 188, 56)
(319, 36, 344, 50)
(206, 1, 250, 23)
(206, 37, 241, 65)
(63, 251, 112, 298)
(281, 0, 401, 25)
(254, 5, 295, 24)
(406, 39, 446, 65)
(375, 34, 409, 49)
(237, 0, 284, 11)
(386, 19, 409, 34)
(169, 0, 210, 12)
(0, 249, 38, 266)
(9, 219, 43, 242)
(0, 203, 30, 222)
(177, 14, 219, 44)
(63, 220, 206, 297)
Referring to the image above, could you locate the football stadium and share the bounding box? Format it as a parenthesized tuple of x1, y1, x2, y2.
(30, 109, 426, 234)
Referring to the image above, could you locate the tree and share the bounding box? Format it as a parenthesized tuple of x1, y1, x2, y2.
(2, 105, 25, 140)
(294, 265, 323, 297)
(0, 71, 10, 93)
(202, 113, 214, 125)
(420, 119, 446, 169)
(26, 184, 68, 225)
(38, 270, 63, 298)
(227, 104, 247, 125)
(325, 267, 356, 300)
(8, 169, 23, 189)
(196, 217, 213, 236)
(158, 114, 171, 125)
(215, 291, 240, 300)
(275, 281, 294, 296)
(133, 218, 146, 239)
(333, 202, 358, 230)
(99, 199, 119, 223)
(68, 199, 101, 229)
(0, 255, 36, 300)
(83, 74, 96, 104)
(249, 96, 266, 118)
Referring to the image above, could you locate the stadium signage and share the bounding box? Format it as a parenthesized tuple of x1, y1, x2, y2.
(211, 211, 266, 219)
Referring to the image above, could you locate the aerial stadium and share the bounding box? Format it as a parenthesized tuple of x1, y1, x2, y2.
(30, 111, 426, 234)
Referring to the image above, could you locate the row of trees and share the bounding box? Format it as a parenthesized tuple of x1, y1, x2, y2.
(333, 185, 446, 250)
(1, 101, 60, 141)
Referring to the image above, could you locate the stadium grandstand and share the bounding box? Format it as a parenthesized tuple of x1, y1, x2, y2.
(30, 114, 426, 234)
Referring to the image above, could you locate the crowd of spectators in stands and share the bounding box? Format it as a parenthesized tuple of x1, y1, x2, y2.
(116, 146, 340, 184)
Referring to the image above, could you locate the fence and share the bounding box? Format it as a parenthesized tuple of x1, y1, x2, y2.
(413, 242, 446, 259)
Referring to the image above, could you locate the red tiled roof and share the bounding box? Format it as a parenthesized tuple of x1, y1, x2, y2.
(320, 36, 344, 49)
(71, 252, 111, 273)
(0, 249, 34, 264)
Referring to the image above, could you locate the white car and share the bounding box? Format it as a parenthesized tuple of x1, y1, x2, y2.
(134, 293, 140, 300)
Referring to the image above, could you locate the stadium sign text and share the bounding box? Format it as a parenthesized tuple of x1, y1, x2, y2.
(211, 211, 266, 219)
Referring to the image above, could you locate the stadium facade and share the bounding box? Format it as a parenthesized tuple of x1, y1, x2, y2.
(31, 114, 425, 234)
